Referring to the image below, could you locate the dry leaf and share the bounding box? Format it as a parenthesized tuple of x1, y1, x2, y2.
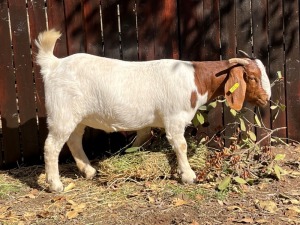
(173, 198, 188, 207)
(72, 203, 86, 212)
(64, 182, 76, 192)
(66, 210, 79, 219)
(257, 200, 278, 213)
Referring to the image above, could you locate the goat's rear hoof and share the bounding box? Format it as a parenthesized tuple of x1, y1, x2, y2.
(84, 166, 97, 179)
(180, 170, 197, 184)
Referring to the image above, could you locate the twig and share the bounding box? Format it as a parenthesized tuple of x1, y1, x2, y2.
(255, 127, 287, 146)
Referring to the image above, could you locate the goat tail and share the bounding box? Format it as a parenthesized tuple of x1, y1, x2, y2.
(35, 29, 61, 71)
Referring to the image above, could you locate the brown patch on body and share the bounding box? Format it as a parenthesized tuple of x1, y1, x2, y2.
(190, 91, 198, 109)
(192, 61, 231, 101)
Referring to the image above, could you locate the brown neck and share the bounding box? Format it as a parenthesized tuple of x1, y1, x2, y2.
(192, 60, 232, 102)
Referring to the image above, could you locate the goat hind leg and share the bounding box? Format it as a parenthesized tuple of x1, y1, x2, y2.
(67, 124, 96, 179)
(44, 133, 68, 192)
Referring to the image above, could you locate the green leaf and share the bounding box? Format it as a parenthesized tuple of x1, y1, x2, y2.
(197, 113, 205, 125)
(254, 115, 262, 127)
(270, 105, 278, 110)
(279, 104, 286, 111)
(230, 109, 237, 117)
(199, 105, 207, 111)
(274, 154, 285, 161)
(209, 101, 217, 109)
(125, 147, 140, 153)
(233, 176, 247, 184)
(248, 131, 257, 142)
(274, 165, 282, 180)
(277, 71, 282, 79)
(218, 176, 231, 191)
(239, 118, 246, 131)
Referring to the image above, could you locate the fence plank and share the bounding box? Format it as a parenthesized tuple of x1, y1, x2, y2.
(8, 0, 39, 164)
(252, 0, 271, 145)
(64, 0, 85, 54)
(235, 0, 255, 130)
(283, 0, 300, 143)
(137, 0, 156, 60)
(27, 0, 48, 164)
(83, 0, 103, 56)
(120, 0, 138, 60)
(202, 0, 223, 148)
(46, 0, 68, 57)
(178, 0, 204, 60)
(102, 0, 120, 59)
(268, 0, 286, 140)
(220, 0, 237, 146)
(0, 0, 21, 167)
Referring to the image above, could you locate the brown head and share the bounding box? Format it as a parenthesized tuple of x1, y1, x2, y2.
(225, 58, 271, 110)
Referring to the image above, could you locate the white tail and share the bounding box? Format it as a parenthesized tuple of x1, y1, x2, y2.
(35, 29, 61, 74)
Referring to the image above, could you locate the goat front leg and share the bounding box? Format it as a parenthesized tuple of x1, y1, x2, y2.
(165, 125, 196, 184)
(67, 124, 96, 179)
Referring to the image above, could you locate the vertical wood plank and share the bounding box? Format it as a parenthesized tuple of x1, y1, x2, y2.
(8, 0, 39, 164)
(202, 0, 223, 148)
(46, 0, 68, 57)
(27, 0, 48, 164)
(268, 0, 286, 139)
(220, 0, 237, 146)
(64, 0, 85, 54)
(101, 0, 120, 59)
(236, 0, 255, 129)
(83, 0, 103, 56)
(283, 0, 300, 142)
(178, 0, 204, 60)
(137, 0, 156, 60)
(252, 0, 271, 145)
(0, 0, 21, 167)
(154, 0, 179, 59)
(120, 0, 138, 61)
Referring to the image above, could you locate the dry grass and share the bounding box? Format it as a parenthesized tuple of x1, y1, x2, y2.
(98, 139, 207, 184)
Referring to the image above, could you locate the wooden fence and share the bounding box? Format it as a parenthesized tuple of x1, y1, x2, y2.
(0, 0, 299, 168)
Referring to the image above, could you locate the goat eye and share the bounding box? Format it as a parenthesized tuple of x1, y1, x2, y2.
(249, 76, 256, 81)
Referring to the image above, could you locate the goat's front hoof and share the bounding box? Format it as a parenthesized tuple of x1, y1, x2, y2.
(48, 180, 64, 192)
(84, 166, 97, 179)
(180, 170, 197, 184)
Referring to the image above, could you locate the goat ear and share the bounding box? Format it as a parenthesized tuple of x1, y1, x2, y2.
(224, 67, 247, 111)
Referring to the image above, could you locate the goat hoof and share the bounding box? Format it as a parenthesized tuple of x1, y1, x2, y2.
(180, 170, 197, 184)
(84, 166, 97, 179)
(49, 181, 64, 192)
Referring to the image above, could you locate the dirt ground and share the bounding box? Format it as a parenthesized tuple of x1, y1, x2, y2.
(0, 146, 299, 225)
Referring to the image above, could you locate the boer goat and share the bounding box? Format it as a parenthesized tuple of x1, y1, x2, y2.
(35, 30, 271, 192)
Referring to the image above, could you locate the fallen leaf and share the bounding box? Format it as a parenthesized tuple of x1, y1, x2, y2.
(147, 196, 155, 203)
(72, 203, 86, 212)
(257, 200, 278, 213)
(173, 198, 188, 207)
(217, 200, 224, 206)
(64, 183, 76, 192)
(66, 210, 79, 219)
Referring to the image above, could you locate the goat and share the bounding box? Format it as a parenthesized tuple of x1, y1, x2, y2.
(35, 29, 271, 192)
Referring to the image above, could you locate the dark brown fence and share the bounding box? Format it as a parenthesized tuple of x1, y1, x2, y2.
(0, 0, 299, 168)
